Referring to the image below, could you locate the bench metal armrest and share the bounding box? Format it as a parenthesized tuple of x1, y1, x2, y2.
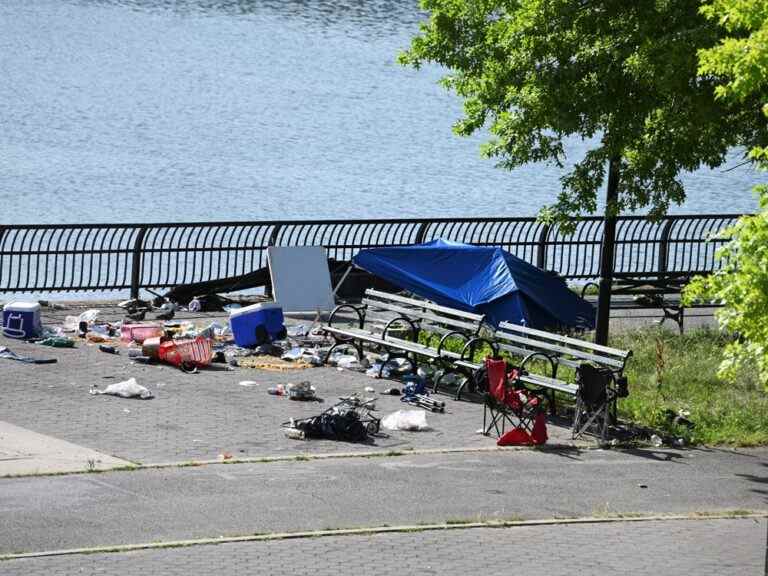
(436, 330, 470, 357)
(382, 315, 419, 342)
(520, 351, 558, 378)
(460, 337, 498, 361)
(328, 303, 365, 330)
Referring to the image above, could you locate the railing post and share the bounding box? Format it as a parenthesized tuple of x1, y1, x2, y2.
(130, 226, 147, 300)
(658, 218, 674, 282)
(595, 157, 620, 346)
(0, 225, 6, 290)
(415, 221, 430, 244)
(264, 224, 282, 298)
(536, 224, 551, 269)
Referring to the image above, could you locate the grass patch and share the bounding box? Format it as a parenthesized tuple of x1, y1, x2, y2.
(611, 328, 768, 447)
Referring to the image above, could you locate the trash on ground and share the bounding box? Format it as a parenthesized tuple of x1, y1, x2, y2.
(89, 377, 154, 399)
(382, 409, 430, 431)
(238, 380, 259, 387)
(121, 323, 165, 344)
(239, 355, 312, 372)
(0, 346, 57, 364)
(381, 387, 401, 396)
(38, 336, 76, 348)
(268, 384, 286, 396)
(286, 381, 318, 401)
(98, 344, 119, 354)
(282, 395, 380, 441)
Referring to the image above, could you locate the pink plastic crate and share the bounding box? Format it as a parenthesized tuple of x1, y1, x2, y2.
(120, 323, 165, 344)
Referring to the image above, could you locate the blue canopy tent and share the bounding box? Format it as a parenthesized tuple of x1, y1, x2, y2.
(352, 239, 595, 330)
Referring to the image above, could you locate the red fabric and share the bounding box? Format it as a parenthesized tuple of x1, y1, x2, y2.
(497, 427, 533, 446)
(531, 412, 548, 445)
(485, 357, 507, 402)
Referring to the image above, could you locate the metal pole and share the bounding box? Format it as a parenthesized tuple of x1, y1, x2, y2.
(130, 226, 148, 300)
(595, 157, 620, 345)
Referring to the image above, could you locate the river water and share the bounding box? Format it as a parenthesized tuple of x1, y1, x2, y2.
(1, 0, 762, 225)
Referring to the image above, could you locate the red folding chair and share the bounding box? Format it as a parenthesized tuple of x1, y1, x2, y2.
(482, 357, 547, 445)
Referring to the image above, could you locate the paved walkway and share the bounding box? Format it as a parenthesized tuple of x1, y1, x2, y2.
(0, 421, 131, 475)
(2, 518, 763, 576)
(1, 447, 765, 554)
(0, 305, 580, 470)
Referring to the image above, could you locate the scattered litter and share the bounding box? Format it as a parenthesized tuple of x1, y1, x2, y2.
(287, 324, 308, 337)
(382, 409, 430, 431)
(98, 344, 119, 354)
(238, 380, 259, 387)
(286, 381, 317, 401)
(282, 395, 380, 441)
(218, 452, 234, 461)
(638, 484, 648, 489)
(239, 355, 312, 372)
(364, 386, 375, 393)
(284, 427, 306, 440)
(38, 336, 75, 348)
(650, 434, 663, 447)
(268, 384, 286, 396)
(0, 346, 57, 364)
(121, 323, 164, 344)
(89, 377, 154, 399)
(123, 408, 131, 414)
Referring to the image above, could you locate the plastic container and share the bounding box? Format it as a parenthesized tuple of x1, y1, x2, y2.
(229, 302, 286, 348)
(158, 336, 213, 369)
(2, 302, 42, 339)
(120, 323, 165, 344)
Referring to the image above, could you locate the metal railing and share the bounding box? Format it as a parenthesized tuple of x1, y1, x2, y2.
(0, 214, 740, 297)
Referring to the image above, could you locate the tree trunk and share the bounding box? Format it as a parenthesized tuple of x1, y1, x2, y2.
(595, 157, 620, 345)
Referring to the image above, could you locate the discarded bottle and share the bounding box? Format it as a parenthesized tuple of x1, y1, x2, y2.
(99, 344, 119, 354)
(78, 321, 88, 338)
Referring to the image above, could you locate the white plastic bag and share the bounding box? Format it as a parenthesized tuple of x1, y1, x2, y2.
(89, 377, 154, 399)
(382, 409, 430, 431)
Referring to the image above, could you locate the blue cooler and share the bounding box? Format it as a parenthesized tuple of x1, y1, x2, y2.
(3, 301, 42, 339)
(229, 302, 286, 348)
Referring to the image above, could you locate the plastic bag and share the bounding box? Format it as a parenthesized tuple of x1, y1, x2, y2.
(381, 409, 430, 431)
(89, 377, 154, 399)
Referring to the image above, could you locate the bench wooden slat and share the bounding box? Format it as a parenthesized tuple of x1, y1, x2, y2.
(498, 321, 631, 360)
(495, 329, 627, 369)
(323, 326, 440, 358)
(519, 374, 578, 395)
(361, 299, 481, 333)
(366, 289, 484, 322)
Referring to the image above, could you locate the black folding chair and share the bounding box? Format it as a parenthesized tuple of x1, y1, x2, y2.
(573, 363, 616, 441)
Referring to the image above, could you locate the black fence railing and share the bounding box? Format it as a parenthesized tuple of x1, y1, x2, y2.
(0, 214, 740, 297)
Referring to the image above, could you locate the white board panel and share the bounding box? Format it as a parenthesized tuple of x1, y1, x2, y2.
(267, 246, 335, 314)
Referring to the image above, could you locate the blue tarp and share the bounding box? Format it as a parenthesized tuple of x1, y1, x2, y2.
(352, 239, 595, 329)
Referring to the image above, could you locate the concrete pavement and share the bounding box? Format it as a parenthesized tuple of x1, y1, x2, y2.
(0, 421, 132, 476)
(1, 518, 764, 575)
(0, 447, 765, 555)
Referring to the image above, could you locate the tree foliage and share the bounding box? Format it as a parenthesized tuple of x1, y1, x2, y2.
(400, 1, 768, 225)
(684, 0, 768, 387)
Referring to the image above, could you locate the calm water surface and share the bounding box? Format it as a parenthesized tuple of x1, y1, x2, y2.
(0, 0, 762, 224)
